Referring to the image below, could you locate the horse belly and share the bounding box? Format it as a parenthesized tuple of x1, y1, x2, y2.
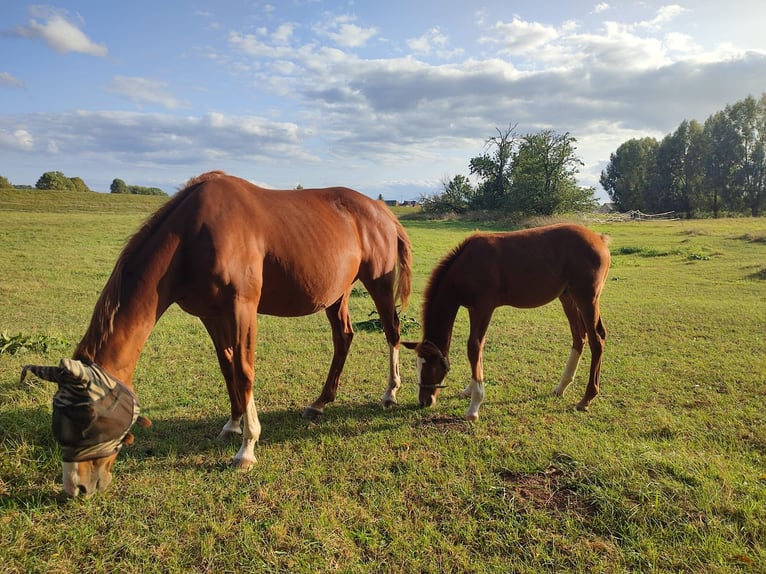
(256, 256, 357, 317)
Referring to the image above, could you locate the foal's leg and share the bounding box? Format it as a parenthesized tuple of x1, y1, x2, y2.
(364, 276, 403, 408)
(553, 292, 587, 398)
(575, 298, 606, 412)
(302, 294, 354, 420)
(463, 307, 493, 421)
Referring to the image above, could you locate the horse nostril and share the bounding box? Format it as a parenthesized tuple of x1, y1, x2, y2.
(77, 484, 89, 497)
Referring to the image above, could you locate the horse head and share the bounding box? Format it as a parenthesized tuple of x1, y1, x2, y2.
(20, 359, 150, 497)
(401, 340, 450, 408)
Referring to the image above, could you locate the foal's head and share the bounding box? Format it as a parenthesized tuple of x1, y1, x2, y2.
(402, 340, 450, 407)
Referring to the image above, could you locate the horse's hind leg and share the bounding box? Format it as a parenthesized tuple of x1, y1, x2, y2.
(362, 275, 403, 408)
(576, 298, 606, 412)
(553, 291, 587, 398)
(302, 294, 354, 420)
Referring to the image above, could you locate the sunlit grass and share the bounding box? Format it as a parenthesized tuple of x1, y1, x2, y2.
(1, 194, 764, 572)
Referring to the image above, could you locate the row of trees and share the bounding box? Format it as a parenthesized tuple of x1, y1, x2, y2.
(601, 94, 766, 217)
(0, 172, 167, 196)
(421, 126, 598, 216)
(109, 178, 166, 196)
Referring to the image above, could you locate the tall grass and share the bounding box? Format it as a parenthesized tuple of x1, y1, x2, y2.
(1, 191, 764, 572)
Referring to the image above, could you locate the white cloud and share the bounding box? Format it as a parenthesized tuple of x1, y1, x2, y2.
(13, 7, 107, 56)
(0, 72, 25, 88)
(106, 76, 185, 109)
(314, 15, 378, 48)
(407, 27, 463, 59)
(479, 17, 559, 56)
(637, 5, 688, 30)
(593, 3, 610, 14)
(0, 128, 34, 151)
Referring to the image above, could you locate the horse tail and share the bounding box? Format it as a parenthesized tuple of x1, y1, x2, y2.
(394, 218, 412, 312)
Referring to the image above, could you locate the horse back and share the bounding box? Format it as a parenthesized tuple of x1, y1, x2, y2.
(450, 224, 610, 308)
(174, 173, 404, 316)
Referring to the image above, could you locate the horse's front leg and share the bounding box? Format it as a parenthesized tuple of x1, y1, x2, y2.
(464, 308, 492, 421)
(203, 303, 262, 470)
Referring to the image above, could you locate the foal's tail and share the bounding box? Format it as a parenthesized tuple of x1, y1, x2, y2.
(394, 218, 412, 311)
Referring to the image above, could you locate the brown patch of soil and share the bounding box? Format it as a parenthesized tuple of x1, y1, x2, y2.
(499, 465, 594, 516)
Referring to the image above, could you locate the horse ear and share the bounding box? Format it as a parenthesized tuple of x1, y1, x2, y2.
(401, 341, 419, 350)
(136, 415, 152, 428)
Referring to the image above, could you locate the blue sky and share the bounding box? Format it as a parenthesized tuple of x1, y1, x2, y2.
(2, 1, 765, 201)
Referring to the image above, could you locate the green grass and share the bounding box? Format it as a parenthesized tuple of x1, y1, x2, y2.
(1, 191, 764, 572)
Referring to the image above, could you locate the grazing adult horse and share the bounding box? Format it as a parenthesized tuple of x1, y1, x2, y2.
(403, 223, 610, 421)
(21, 171, 412, 497)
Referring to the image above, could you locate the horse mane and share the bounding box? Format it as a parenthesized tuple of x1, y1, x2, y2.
(421, 235, 473, 319)
(74, 171, 227, 361)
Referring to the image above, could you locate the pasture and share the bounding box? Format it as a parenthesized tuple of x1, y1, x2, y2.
(1, 189, 764, 573)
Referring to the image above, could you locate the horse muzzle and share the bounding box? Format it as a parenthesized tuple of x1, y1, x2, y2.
(62, 458, 115, 497)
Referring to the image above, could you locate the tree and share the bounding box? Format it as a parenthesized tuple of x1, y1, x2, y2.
(509, 130, 595, 215)
(70, 176, 91, 193)
(728, 95, 766, 216)
(421, 174, 475, 215)
(703, 111, 738, 217)
(600, 137, 659, 212)
(36, 171, 75, 191)
(110, 178, 128, 194)
(652, 120, 706, 217)
(0, 175, 12, 189)
(469, 124, 519, 210)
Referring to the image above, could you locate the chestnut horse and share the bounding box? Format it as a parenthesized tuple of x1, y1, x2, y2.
(403, 223, 610, 421)
(23, 171, 411, 497)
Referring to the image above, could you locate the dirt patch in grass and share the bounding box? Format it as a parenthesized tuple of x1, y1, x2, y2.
(415, 414, 470, 432)
(736, 232, 766, 244)
(499, 464, 595, 516)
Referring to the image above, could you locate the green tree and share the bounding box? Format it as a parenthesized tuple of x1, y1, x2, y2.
(703, 111, 739, 217)
(469, 124, 518, 210)
(128, 185, 167, 196)
(0, 175, 12, 189)
(510, 130, 595, 215)
(728, 95, 766, 216)
(600, 137, 659, 212)
(69, 176, 91, 193)
(35, 171, 75, 191)
(652, 120, 706, 217)
(421, 174, 475, 215)
(110, 178, 128, 194)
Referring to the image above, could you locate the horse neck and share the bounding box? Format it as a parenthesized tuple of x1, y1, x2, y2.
(74, 239, 179, 386)
(422, 289, 460, 357)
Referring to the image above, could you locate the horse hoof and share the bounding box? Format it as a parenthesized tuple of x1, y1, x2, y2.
(551, 388, 564, 397)
(381, 398, 398, 409)
(576, 402, 590, 412)
(465, 412, 479, 422)
(302, 406, 324, 421)
(232, 457, 256, 471)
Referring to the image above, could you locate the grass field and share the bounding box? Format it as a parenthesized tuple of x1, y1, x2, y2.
(1, 189, 764, 573)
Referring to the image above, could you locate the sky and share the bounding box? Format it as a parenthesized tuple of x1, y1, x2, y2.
(2, 1, 765, 202)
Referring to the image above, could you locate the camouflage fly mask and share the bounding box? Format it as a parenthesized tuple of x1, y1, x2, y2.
(21, 359, 140, 462)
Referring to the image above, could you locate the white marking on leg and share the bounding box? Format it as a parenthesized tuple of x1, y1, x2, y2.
(217, 415, 242, 441)
(381, 345, 402, 406)
(234, 396, 260, 470)
(414, 356, 423, 386)
(461, 380, 474, 398)
(465, 378, 484, 421)
(553, 348, 582, 396)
